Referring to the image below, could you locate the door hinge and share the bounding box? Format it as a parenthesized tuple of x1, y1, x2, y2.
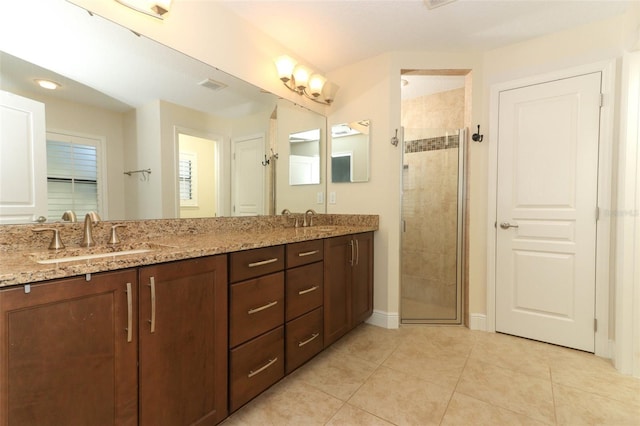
(596, 206, 600, 221)
(594, 318, 598, 332)
(599, 93, 604, 107)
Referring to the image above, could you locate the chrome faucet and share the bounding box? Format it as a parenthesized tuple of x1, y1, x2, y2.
(80, 211, 101, 247)
(304, 209, 317, 227)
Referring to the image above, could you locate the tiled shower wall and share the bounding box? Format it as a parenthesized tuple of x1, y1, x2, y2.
(401, 87, 464, 321)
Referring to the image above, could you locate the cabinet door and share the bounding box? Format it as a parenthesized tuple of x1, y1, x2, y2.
(352, 232, 374, 326)
(323, 235, 352, 347)
(0, 270, 138, 426)
(138, 256, 227, 426)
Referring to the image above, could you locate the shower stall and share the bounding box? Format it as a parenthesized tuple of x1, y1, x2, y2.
(400, 128, 465, 324)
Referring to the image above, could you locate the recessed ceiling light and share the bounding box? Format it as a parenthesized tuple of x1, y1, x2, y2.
(35, 79, 60, 90)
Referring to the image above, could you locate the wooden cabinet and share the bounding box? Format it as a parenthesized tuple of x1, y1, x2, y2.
(285, 240, 324, 374)
(285, 307, 323, 373)
(0, 255, 228, 426)
(229, 246, 285, 412)
(138, 256, 228, 426)
(0, 270, 138, 426)
(1, 230, 372, 424)
(229, 326, 284, 412)
(323, 232, 374, 347)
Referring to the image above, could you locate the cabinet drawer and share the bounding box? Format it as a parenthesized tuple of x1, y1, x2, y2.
(230, 272, 284, 347)
(230, 245, 285, 283)
(229, 326, 284, 412)
(286, 262, 323, 321)
(286, 240, 323, 268)
(285, 307, 323, 374)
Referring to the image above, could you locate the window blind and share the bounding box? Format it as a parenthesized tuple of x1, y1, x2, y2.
(47, 138, 99, 221)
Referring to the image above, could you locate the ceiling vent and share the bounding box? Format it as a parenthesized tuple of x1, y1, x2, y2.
(423, 0, 457, 9)
(198, 78, 227, 91)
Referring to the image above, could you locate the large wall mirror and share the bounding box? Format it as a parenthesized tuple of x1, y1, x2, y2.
(0, 1, 326, 224)
(330, 120, 370, 183)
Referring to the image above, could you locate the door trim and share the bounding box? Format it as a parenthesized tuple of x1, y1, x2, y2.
(486, 60, 616, 357)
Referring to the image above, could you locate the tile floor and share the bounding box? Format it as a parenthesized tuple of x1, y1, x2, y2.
(222, 324, 640, 426)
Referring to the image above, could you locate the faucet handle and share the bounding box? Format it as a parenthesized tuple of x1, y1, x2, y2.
(61, 210, 77, 222)
(108, 224, 127, 245)
(33, 228, 65, 250)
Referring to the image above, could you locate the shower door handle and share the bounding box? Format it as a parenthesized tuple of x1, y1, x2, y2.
(499, 222, 519, 229)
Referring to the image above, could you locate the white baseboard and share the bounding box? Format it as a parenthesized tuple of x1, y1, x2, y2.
(469, 313, 487, 331)
(366, 310, 400, 329)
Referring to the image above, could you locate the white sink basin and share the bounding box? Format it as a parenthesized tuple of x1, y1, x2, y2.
(35, 248, 152, 264)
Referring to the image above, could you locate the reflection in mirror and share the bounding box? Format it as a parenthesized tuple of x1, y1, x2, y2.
(0, 0, 326, 224)
(331, 120, 370, 183)
(289, 129, 320, 185)
(177, 132, 219, 218)
(276, 100, 326, 214)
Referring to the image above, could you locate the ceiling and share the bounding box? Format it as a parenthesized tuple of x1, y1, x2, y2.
(216, 0, 634, 73)
(1, 0, 634, 116)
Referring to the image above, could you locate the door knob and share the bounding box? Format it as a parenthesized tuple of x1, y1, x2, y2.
(500, 222, 519, 229)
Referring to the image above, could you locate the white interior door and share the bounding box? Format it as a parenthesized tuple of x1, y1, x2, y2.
(231, 135, 265, 216)
(495, 72, 601, 352)
(0, 90, 47, 224)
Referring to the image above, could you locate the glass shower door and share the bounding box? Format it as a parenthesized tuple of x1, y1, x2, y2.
(400, 128, 465, 323)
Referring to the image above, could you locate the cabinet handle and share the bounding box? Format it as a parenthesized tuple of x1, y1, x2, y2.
(349, 240, 355, 266)
(125, 282, 133, 343)
(298, 332, 320, 347)
(247, 300, 278, 314)
(355, 239, 360, 266)
(148, 277, 156, 333)
(248, 258, 278, 268)
(297, 250, 319, 257)
(248, 357, 278, 378)
(298, 285, 319, 296)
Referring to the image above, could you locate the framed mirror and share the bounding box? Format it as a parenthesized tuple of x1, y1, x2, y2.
(0, 1, 326, 224)
(330, 120, 370, 183)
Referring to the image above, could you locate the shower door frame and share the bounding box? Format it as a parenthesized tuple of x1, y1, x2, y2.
(400, 128, 466, 325)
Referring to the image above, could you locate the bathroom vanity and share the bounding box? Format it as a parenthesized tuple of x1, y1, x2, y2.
(0, 215, 376, 425)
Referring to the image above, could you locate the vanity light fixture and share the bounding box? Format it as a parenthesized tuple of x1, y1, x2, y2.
(35, 79, 60, 90)
(275, 55, 338, 105)
(115, 0, 173, 19)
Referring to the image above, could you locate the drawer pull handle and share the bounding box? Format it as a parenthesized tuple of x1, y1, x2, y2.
(298, 285, 319, 295)
(248, 357, 278, 378)
(248, 300, 278, 314)
(248, 258, 278, 268)
(125, 282, 133, 343)
(298, 333, 320, 347)
(297, 250, 319, 257)
(148, 276, 156, 333)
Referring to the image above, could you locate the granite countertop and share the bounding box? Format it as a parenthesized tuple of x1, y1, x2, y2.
(0, 223, 376, 288)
